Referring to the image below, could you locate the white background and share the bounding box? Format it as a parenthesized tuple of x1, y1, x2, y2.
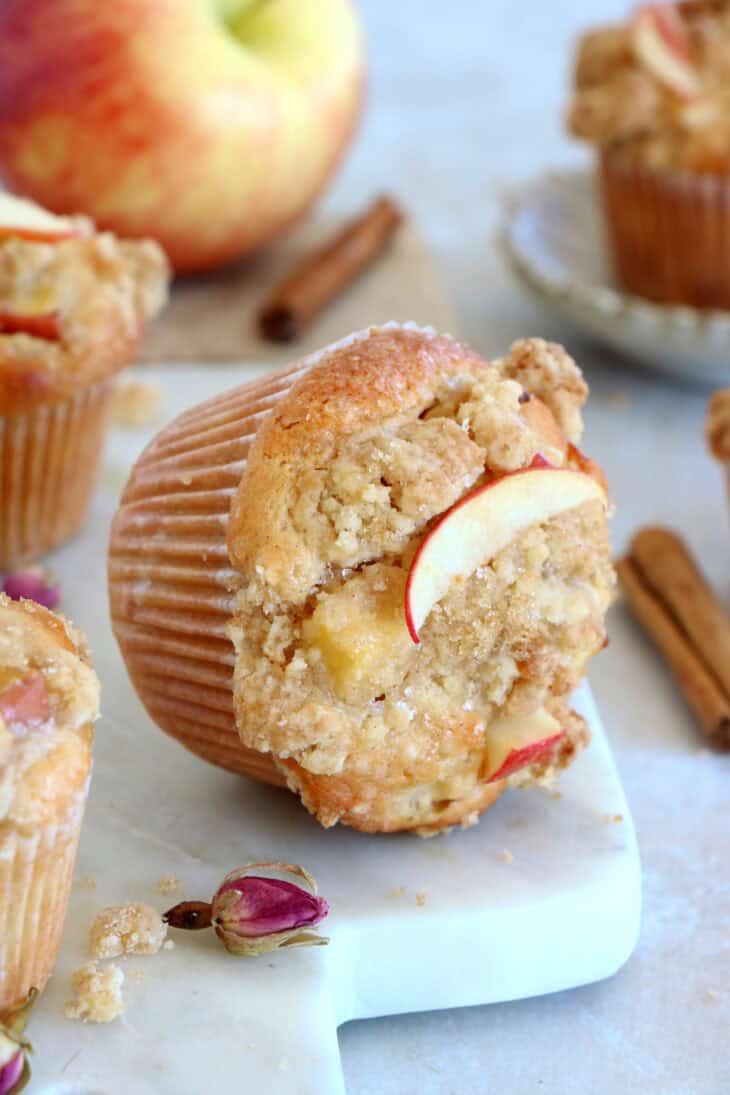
(330, 2, 730, 1092)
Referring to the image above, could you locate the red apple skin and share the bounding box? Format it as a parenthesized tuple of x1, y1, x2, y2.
(566, 442, 609, 493)
(0, 0, 364, 274)
(0, 670, 50, 727)
(485, 730, 564, 784)
(403, 463, 603, 644)
(644, 4, 692, 62)
(0, 310, 62, 340)
(0, 225, 76, 243)
(630, 4, 698, 98)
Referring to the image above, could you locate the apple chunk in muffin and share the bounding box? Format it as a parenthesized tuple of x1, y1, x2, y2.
(302, 565, 415, 705)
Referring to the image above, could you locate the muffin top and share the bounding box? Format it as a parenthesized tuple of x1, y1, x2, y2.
(707, 387, 730, 458)
(0, 594, 99, 831)
(0, 195, 169, 414)
(568, 1, 730, 172)
(227, 325, 613, 834)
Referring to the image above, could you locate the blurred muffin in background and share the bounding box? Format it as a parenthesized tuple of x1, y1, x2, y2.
(568, 1, 730, 308)
(0, 594, 99, 1013)
(0, 192, 168, 569)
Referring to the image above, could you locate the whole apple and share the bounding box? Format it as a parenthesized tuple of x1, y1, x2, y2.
(0, 0, 364, 273)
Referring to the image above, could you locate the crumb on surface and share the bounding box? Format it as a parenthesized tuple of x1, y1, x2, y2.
(158, 874, 181, 896)
(89, 902, 167, 959)
(500, 849, 514, 863)
(65, 962, 124, 1023)
(707, 988, 719, 1001)
(602, 813, 624, 824)
(75, 875, 97, 890)
(390, 886, 405, 898)
(415, 891, 427, 907)
(111, 377, 162, 427)
(163, 939, 175, 951)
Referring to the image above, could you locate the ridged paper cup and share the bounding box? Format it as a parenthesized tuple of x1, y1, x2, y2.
(108, 362, 313, 784)
(599, 150, 730, 308)
(0, 379, 115, 569)
(0, 767, 91, 1013)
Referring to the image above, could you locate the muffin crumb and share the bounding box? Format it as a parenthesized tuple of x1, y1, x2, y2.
(391, 886, 405, 898)
(158, 873, 181, 896)
(89, 902, 167, 958)
(112, 378, 162, 427)
(65, 962, 124, 1023)
(75, 875, 97, 891)
(500, 849, 514, 864)
(415, 891, 427, 907)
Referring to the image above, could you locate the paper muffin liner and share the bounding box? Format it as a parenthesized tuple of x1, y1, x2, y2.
(599, 150, 730, 309)
(0, 780, 89, 1013)
(0, 379, 115, 569)
(109, 362, 313, 785)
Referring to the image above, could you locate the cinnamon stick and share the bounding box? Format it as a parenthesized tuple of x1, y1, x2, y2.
(631, 527, 730, 699)
(258, 195, 404, 343)
(618, 528, 730, 747)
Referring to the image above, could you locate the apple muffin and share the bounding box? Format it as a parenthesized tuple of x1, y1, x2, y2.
(568, 1, 730, 307)
(0, 191, 168, 568)
(0, 594, 99, 1012)
(110, 325, 614, 835)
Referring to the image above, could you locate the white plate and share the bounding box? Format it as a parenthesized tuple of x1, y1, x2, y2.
(503, 169, 730, 387)
(26, 366, 641, 1094)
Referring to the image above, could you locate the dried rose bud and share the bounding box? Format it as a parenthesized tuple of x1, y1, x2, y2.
(164, 862, 329, 957)
(2, 568, 60, 610)
(0, 1040, 25, 1095)
(0, 989, 36, 1095)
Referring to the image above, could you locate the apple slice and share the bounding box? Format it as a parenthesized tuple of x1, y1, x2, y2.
(404, 465, 606, 643)
(631, 4, 699, 99)
(484, 708, 564, 784)
(0, 192, 77, 242)
(0, 669, 50, 728)
(0, 309, 62, 340)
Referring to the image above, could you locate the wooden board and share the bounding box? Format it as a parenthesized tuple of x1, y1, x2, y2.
(138, 215, 455, 366)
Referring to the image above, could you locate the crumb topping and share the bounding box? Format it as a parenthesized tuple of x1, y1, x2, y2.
(158, 874, 181, 896)
(65, 962, 124, 1023)
(0, 223, 169, 413)
(89, 903, 167, 959)
(111, 376, 163, 428)
(568, 2, 730, 171)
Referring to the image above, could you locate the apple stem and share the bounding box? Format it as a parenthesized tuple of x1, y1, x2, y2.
(222, 0, 272, 31)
